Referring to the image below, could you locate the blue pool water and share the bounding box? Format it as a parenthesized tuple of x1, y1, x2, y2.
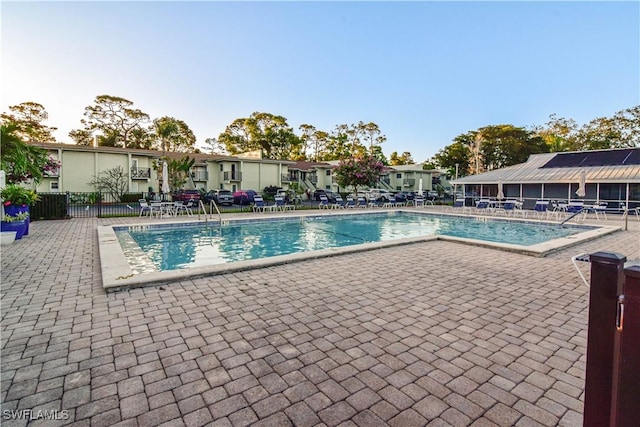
(115, 212, 592, 271)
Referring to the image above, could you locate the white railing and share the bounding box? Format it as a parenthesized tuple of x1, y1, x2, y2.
(199, 199, 222, 224)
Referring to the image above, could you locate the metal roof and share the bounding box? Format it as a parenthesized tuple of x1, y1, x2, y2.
(452, 150, 640, 185)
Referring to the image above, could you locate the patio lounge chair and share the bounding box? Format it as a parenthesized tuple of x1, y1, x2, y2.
(318, 195, 330, 209)
(474, 199, 491, 215)
(533, 200, 549, 219)
(345, 197, 357, 208)
(497, 199, 517, 216)
(332, 195, 346, 209)
(252, 196, 271, 213)
(383, 197, 398, 208)
(414, 195, 425, 207)
(571, 252, 591, 288)
(450, 198, 465, 213)
(274, 196, 294, 211)
(590, 202, 608, 220)
(356, 197, 367, 208)
(567, 202, 584, 214)
(621, 203, 640, 221)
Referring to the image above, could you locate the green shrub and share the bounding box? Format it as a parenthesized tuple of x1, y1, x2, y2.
(120, 193, 144, 203)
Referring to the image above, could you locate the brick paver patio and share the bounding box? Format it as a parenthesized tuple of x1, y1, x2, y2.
(1, 210, 639, 426)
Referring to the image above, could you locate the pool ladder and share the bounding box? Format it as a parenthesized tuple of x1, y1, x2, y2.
(199, 200, 223, 225)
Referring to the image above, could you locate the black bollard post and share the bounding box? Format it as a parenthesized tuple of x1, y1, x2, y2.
(583, 252, 626, 427)
(611, 264, 640, 426)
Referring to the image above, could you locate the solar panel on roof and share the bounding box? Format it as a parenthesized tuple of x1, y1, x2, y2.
(541, 149, 640, 168)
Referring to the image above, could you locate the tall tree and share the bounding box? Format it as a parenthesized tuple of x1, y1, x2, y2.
(369, 145, 389, 165)
(362, 122, 387, 148)
(534, 106, 639, 152)
(476, 124, 548, 170)
(433, 141, 471, 177)
(218, 112, 302, 159)
(202, 137, 229, 155)
(533, 114, 579, 152)
(333, 121, 385, 153)
(574, 106, 640, 150)
(153, 116, 196, 153)
(299, 124, 330, 161)
(1, 102, 57, 143)
(319, 131, 355, 160)
(71, 95, 151, 148)
(68, 128, 94, 146)
(389, 151, 413, 165)
(612, 105, 640, 147)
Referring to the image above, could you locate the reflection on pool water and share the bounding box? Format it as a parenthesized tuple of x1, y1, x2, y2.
(114, 212, 593, 272)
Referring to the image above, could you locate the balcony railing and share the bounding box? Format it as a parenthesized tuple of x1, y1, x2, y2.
(131, 167, 151, 179)
(190, 171, 209, 182)
(223, 171, 242, 182)
(309, 175, 318, 184)
(281, 174, 292, 183)
(403, 178, 416, 187)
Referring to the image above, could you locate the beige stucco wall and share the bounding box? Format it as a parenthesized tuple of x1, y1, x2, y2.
(315, 166, 333, 191)
(241, 162, 263, 192)
(205, 162, 220, 191)
(61, 151, 96, 192)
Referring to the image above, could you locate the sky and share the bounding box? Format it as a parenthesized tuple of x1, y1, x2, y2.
(2, 1, 639, 162)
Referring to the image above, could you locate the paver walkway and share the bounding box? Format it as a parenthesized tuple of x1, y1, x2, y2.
(1, 211, 639, 426)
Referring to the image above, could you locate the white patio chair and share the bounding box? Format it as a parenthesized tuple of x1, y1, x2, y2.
(139, 199, 153, 217)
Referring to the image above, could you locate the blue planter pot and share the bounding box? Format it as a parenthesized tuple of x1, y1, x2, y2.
(1, 220, 27, 240)
(4, 205, 29, 235)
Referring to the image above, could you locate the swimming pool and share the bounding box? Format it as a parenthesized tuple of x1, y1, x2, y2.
(98, 211, 618, 289)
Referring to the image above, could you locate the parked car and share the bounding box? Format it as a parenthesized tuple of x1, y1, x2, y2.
(395, 191, 415, 202)
(174, 189, 201, 202)
(233, 189, 257, 205)
(313, 189, 337, 203)
(203, 190, 234, 206)
(367, 188, 393, 202)
(426, 190, 439, 200)
(400, 192, 413, 202)
(202, 190, 216, 204)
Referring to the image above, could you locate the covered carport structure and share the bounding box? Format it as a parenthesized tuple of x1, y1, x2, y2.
(451, 148, 640, 210)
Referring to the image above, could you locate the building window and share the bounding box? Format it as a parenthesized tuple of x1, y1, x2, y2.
(325, 185, 330, 190)
(219, 164, 223, 171)
(396, 186, 401, 191)
(396, 173, 402, 179)
(326, 170, 331, 176)
(50, 181, 59, 191)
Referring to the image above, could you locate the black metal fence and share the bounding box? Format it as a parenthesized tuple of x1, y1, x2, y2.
(29, 192, 321, 220)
